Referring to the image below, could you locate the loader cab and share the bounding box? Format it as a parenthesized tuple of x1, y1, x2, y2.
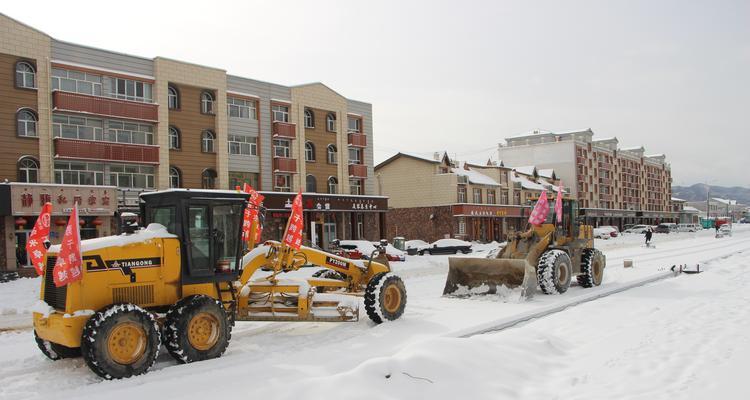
(139, 190, 248, 284)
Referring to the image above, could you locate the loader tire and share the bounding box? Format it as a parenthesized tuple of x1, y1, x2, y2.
(81, 304, 160, 379)
(577, 248, 605, 288)
(164, 295, 230, 364)
(34, 330, 81, 360)
(364, 273, 407, 324)
(312, 269, 346, 293)
(537, 250, 572, 294)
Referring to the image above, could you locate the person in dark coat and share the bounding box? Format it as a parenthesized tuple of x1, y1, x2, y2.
(645, 227, 653, 246)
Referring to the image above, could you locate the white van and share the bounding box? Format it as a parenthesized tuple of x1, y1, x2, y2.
(677, 223, 701, 232)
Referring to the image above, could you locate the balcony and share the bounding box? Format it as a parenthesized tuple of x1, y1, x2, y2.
(599, 194, 613, 201)
(52, 91, 158, 122)
(347, 132, 367, 147)
(273, 157, 297, 173)
(599, 177, 613, 186)
(597, 162, 612, 171)
(272, 122, 296, 139)
(54, 138, 159, 164)
(348, 163, 368, 178)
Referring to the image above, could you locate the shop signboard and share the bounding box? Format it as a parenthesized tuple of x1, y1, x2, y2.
(4, 184, 118, 216)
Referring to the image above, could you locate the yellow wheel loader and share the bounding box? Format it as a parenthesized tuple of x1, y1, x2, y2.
(33, 190, 407, 379)
(443, 198, 605, 298)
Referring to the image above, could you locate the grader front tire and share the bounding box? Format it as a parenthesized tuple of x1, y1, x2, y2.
(80, 304, 161, 379)
(164, 295, 231, 364)
(364, 273, 407, 324)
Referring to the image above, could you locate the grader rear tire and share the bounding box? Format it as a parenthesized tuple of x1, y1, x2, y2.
(34, 330, 81, 360)
(577, 248, 605, 288)
(81, 304, 160, 379)
(164, 295, 230, 364)
(537, 250, 573, 294)
(364, 273, 407, 323)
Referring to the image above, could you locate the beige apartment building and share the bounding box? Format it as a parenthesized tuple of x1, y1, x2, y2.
(498, 129, 677, 228)
(0, 13, 384, 273)
(375, 152, 562, 242)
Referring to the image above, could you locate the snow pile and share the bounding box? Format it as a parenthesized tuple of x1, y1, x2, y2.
(446, 284, 523, 302)
(0, 277, 40, 315)
(49, 223, 176, 254)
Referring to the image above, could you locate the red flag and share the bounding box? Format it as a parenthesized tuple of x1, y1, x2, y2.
(26, 202, 52, 276)
(555, 181, 563, 223)
(52, 203, 83, 287)
(241, 183, 265, 242)
(282, 191, 304, 250)
(528, 190, 550, 226)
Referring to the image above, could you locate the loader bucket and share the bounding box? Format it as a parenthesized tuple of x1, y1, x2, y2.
(443, 257, 538, 299)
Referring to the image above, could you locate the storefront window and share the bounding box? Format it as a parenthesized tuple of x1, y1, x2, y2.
(457, 186, 466, 203)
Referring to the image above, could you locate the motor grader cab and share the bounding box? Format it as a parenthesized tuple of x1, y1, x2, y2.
(33, 189, 407, 380)
(443, 198, 605, 298)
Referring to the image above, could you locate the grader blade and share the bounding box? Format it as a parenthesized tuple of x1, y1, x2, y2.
(443, 258, 537, 299)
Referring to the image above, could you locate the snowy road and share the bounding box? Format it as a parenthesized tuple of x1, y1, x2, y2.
(0, 226, 748, 399)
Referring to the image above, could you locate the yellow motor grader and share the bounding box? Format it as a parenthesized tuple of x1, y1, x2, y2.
(443, 198, 605, 298)
(33, 189, 406, 379)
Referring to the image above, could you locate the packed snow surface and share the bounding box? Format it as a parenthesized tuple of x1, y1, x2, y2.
(2, 226, 750, 399)
(48, 223, 176, 254)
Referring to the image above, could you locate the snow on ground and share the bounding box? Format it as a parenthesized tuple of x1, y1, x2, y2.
(1, 226, 749, 399)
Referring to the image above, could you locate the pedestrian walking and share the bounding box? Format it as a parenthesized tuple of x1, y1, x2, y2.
(645, 227, 653, 247)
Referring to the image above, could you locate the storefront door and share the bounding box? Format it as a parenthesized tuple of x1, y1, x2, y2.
(323, 223, 336, 248)
(14, 231, 31, 268)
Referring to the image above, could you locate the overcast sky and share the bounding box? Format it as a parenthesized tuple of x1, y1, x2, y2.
(5, 0, 749, 186)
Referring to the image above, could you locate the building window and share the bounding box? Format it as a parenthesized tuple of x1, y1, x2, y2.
(202, 130, 215, 153)
(273, 139, 291, 158)
(274, 174, 291, 192)
(201, 169, 217, 189)
(304, 108, 315, 128)
(201, 91, 215, 114)
(229, 171, 259, 190)
(328, 176, 338, 194)
(17, 109, 38, 137)
(169, 166, 181, 188)
(110, 77, 153, 103)
(52, 68, 102, 96)
(228, 134, 257, 155)
(305, 141, 315, 161)
(168, 85, 179, 109)
(327, 144, 338, 164)
(326, 113, 336, 132)
(473, 188, 482, 203)
(457, 186, 466, 203)
(349, 179, 362, 195)
(501, 191, 509, 205)
(348, 116, 361, 133)
(306, 175, 317, 192)
(110, 164, 155, 188)
(106, 120, 154, 145)
(52, 114, 104, 141)
(487, 190, 496, 204)
(514, 192, 521, 205)
(272, 104, 289, 122)
(169, 126, 181, 150)
(54, 161, 104, 186)
(348, 147, 362, 165)
(15, 61, 36, 89)
(18, 157, 39, 183)
(228, 97, 256, 119)
(457, 217, 466, 235)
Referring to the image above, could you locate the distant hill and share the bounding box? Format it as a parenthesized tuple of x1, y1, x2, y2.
(672, 184, 750, 205)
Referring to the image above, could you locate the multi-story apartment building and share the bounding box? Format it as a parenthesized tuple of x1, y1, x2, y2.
(498, 129, 677, 228)
(375, 152, 562, 242)
(0, 14, 384, 273)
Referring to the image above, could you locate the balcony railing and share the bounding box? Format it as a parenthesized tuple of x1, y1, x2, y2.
(348, 163, 368, 178)
(52, 91, 158, 122)
(54, 138, 159, 164)
(272, 122, 296, 139)
(599, 194, 613, 201)
(273, 157, 297, 173)
(599, 177, 612, 186)
(597, 162, 612, 171)
(347, 132, 367, 147)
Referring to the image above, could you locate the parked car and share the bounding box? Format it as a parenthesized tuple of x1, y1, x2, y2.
(593, 228, 612, 240)
(677, 223, 701, 232)
(598, 225, 620, 237)
(371, 242, 406, 261)
(623, 224, 650, 234)
(405, 239, 430, 252)
(654, 223, 678, 234)
(716, 224, 732, 238)
(417, 238, 472, 255)
(336, 240, 379, 259)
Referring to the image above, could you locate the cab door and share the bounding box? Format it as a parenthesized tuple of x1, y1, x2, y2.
(183, 199, 244, 282)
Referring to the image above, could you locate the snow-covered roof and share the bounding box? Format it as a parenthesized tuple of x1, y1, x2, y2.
(712, 198, 736, 205)
(538, 169, 555, 179)
(510, 172, 546, 191)
(375, 151, 449, 170)
(513, 166, 537, 177)
(671, 197, 686, 202)
(682, 206, 701, 213)
(620, 146, 645, 152)
(506, 128, 593, 140)
(452, 164, 501, 186)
